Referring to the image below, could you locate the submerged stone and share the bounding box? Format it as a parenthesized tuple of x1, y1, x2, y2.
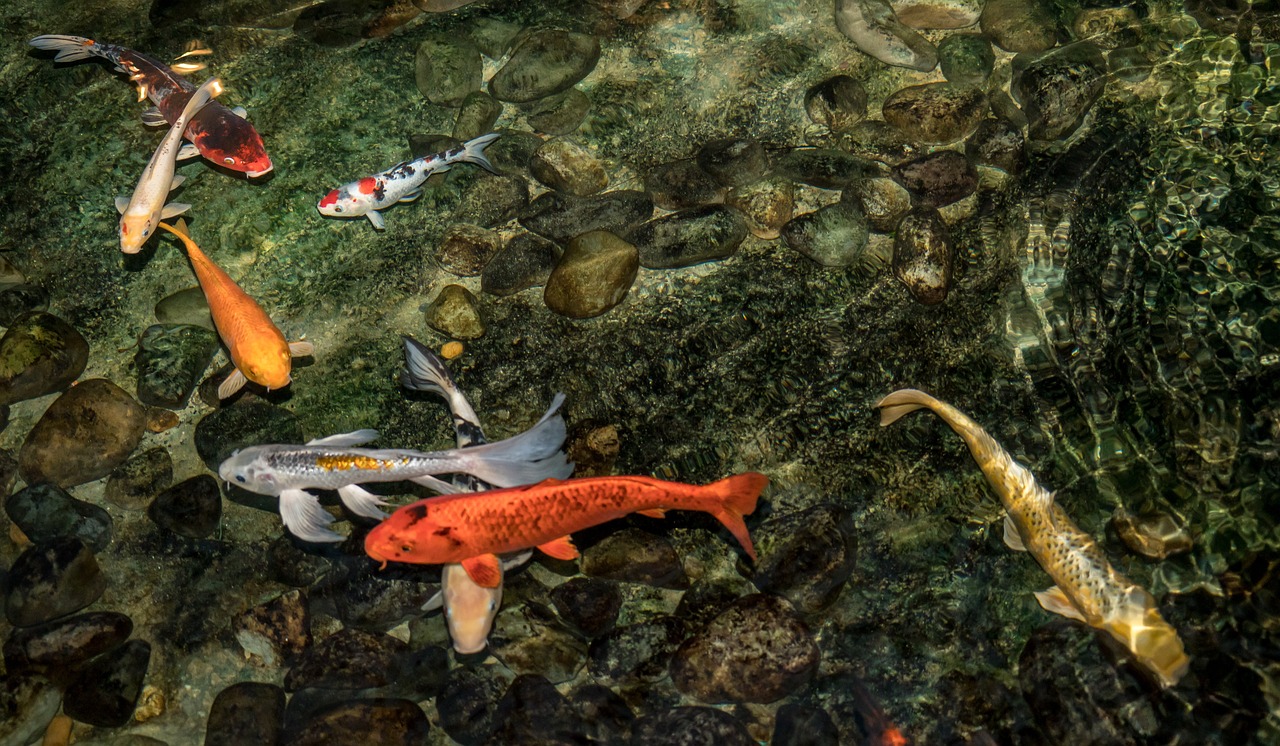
(774, 148, 879, 189)
(629, 205, 749, 269)
(489, 602, 588, 684)
(844, 177, 912, 233)
(0, 284, 49, 327)
(0, 311, 88, 406)
(805, 75, 868, 132)
(696, 138, 770, 188)
(5, 538, 106, 627)
(726, 178, 795, 240)
(5, 483, 113, 553)
(530, 139, 608, 196)
(293, 0, 383, 47)
(543, 230, 639, 319)
(104, 447, 173, 511)
(981, 0, 1059, 53)
(63, 639, 151, 727)
(939, 34, 995, 86)
(193, 401, 303, 471)
(423, 284, 486, 340)
(891, 0, 982, 28)
(491, 674, 588, 744)
(781, 201, 871, 267)
(753, 504, 858, 614)
(204, 682, 286, 746)
(0, 674, 60, 746)
(436, 664, 513, 745)
(524, 88, 591, 136)
(415, 33, 482, 107)
(892, 150, 979, 208)
(1012, 42, 1109, 141)
(135, 324, 220, 409)
(1111, 508, 1194, 560)
(835, 0, 938, 71)
(548, 577, 621, 638)
(233, 589, 310, 667)
(490, 30, 601, 103)
(881, 83, 988, 145)
(436, 223, 503, 277)
(466, 16, 522, 57)
(154, 286, 213, 329)
(674, 578, 746, 630)
(481, 233, 560, 296)
(19, 379, 146, 488)
(892, 208, 953, 304)
(586, 615, 685, 685)
(834, 119, 922, 167)
(773, 703, 840, 746)
(645, 159, 726, 211)
(452, 91, 502, 141)
(519, 190, 653, 244)
(965, 118, 1028, 174)
(454, 174, 529, 228)
(631, 707, 754, 746)
(569, 684, 634, 742)
(3, 611, 133, 675)
(580, 528, 689, 588)
(285, 628, 407, 691)
(148, 475, 222, 539)
(290, 698, 431, 745)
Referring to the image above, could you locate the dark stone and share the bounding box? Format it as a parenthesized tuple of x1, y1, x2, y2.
(581, 528, 689, 588)
(233, 589, 310, 667)
(645, 160, 726, 211)
(0, 448, 16, 499)
(285, 628, 408, 691)
(1012, 42, 1109, 141)
(266, 535, 335, 587)
(0, 674, 60, 746)
(467, 17, 522, 58)
(489, 601, 589, 684)
(569, 683, 634, 742)
(565, 419, 620, 478)
(843, 177, 912, 233)
(0, 284, 49, 326)
(104, 447, 173, 511)
(293, 0, 382, 47)
(452, 91, 503, 141)
(519, 190, 654, 244)
(481, 128, 545, 177)
(407, 133, 460, 161)
(5, 482, 113, 553)
(435, 223, 503, 277)
(753, 504, 858, 614)
(5, 538, 106, 627)
(205, 682, 286, 746)
(965, 118, 1028, 174)
(193, 401, 303, 472)
(629, 205, 749, 269)
(780, 201, 871, 267)
(892, 150, 979, 208)
(63, 639, 151, 727)
(525, 88, 592, 136)
(804, 75, 868, 131)
(481, 232, 561, 296)
(892, 208, 954, 305)
(549, 577, 622, 638)
(586, 615, 686, 685)
(802, 674, 909, 746)
(491, 674, 589, 744)
(3, 611, 132, 679)
(290, 698, 430, 746)
(773, 148, 879, 189)
(0, 311, 88, 406)
(18, 379, 147, 488)
(321, 565, 437, 630)
(630, 706, 754, 746)
(148, 475, 222, 539)
(773, 703, 840, 746)
(454, 174, 530, 228)
(134, 324, 219, 409)
(881, 83, 989, 145)
(673, 578, 744, 630)
(436, 664, 514, 745)
(489, 29, 601, 103)
(696, 138, 770, 187)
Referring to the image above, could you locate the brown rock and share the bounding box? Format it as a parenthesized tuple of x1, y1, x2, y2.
(881, 83, 989, 145)
(0, 312, 88, 406)
(19, 380, 147, 488)
(543, 231, 638, 319)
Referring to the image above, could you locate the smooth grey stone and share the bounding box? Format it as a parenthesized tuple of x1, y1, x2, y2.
(489, 30, 601, 103)
(525, 88, 591, 136)
(1012, 42, 1109, 141)
(481, 233, 560, 296)
(423, 284, 486, 340)
(892, 150, 978, 208)
(134, 323, 219, 409)
(629, 205, 749, 269)
(19, 379, 147, 489)
(104, 447, 173, 511)
(696, 138, 770, 188)
(148, 475, 222, 539)
(939, 34, 995, 86)
(519, 191, 654, 244)
(415, 33, 482, 107)
(153, 286, 213, 330)
(892, 208, 953, 304)
(3, 611, 132, 677)
(0, 674, 60, 746)
(193, 401, 303, 472)
(452, 91, 502, 141)
(5, 483, 113, 553)
(5, 538, 106, 627)
(882, 83, 989, 145)
(63, 639, 151, 727)
(781, 201, 871, 267)
(631, 707, 754, 746)
(835, 0, 938, 71)
(0, 284, 49, 327)
(205, 682, 286, 746)
(804, 75, 868, 131)
(774, 148, 879, 189)
(543, 231, 639, 319)
(0, 311, 88, 406)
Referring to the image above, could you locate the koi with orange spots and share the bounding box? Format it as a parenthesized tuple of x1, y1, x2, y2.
(217, 393, 572, 543)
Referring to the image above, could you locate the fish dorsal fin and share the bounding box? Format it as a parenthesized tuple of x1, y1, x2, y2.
(461, 554, 502, 588)
(1003, 514, 1027, 552)
(306, 429, 379, 447)
(140, 107, 168, 127)
(537, 535, 578, 561)
(1033, 586, 1087, 622)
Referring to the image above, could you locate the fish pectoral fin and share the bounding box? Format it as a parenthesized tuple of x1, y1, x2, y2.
(168, 174, 186, 191)
(1003, 514, 1027, 552)
(115, 196, 130, 215)
(537, 535, 579, 561)
(289, 340, 314, 358)
(231, 106, 248, 119)
(461, 554, 503, 588)
(176, 143, 200, 161)
(501, 549, 534, 571)
(306, 429, 379, 447)
(140, 107, 168, 127)
(1033, 586, 1087, 622)
(160, 202, 192, 219)
(337, 484, 389, 519)
(637, 508, 667, 519)
(365, 210, 386, 230)
(279, 488, 344, 543)
(409, 475, 466, 494)
(218, 368, 248, 399)
(398, 189, 422, 203)
(422, 591, 444, 612)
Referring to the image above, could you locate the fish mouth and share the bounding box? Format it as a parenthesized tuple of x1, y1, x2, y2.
(245, 165, 274, 178)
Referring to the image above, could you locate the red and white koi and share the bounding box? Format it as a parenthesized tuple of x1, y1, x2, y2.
(317, 133, 500, 230)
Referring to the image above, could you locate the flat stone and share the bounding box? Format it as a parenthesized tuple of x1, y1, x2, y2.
(148, 475, 222, 539)
(103, 448, 173, 511)
(843, 177, 912, 233)
(466, 17, 522, 57)
(5, 483, 113, 553)
(965, 118, 1028, 174)
(696, 138, 770, 188)
(5, 538, 105, 627)
(134, 323, 219, 409)
(454, 174, 529, 228)
(524, 88, 591, 136)
(629, 205, 749, 269)
(0, 311, 88, 406)
(19, 379, 147, 488)
(0, 674, 60, 746)
(774, 148, 879, 189)
(193, 401, 303, 472)
(481, 233, 560, 296)
(63, 639, 151, 727)
(451, 91, 502, 141)
(489, 602, 588, 684)
(423, 284, 486, 340)
(645, 160, 726, 211)
(631, 707, 754, 746)
(726, 179, 795, 240)
(285, 629, 407, 691)
(293, 0, 382, 48)
(290, 698, 431, 746)
(890, 0, 982, 28)
(835, 0, 938, 71)
(435, 223, 503, 277)
(530, 139, 608, 196)
(519, 190, 653, 244)
(892, 150, 979, 208)
(3, 611, 132, 677)
(892, 208, 953, 304)
(489, 29, 601, 103)
(1012, 42, 1109, 141)
(882, 83, 989, 145)
(543, 231, 638, 319)
(568, 684, 634, 742)
(415, 33, 482, 107)
(204, 682, 286, 746)
(580, 528, 688, 588)
(154, 286, 214, 330)
(491, 675, 589, 744)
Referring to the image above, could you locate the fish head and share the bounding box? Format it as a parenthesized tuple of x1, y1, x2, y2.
(190, 114, 274, 177)
(1103, 588, 1190, 688)
(239, 344, 294, 391)
(119, 210, 157, 254)
(440, 563, 502, 654)
(316, 183, 367, 218)
(364, 501, 451, 565)
(218, 447, 284, 496)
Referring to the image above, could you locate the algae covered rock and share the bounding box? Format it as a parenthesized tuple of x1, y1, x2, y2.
(696, 138, 770, 188)
(525, 88, 591, 136)
(153, 286, 213, 330)
(104, 447, 173, 511)
(134, 323, 220, 409)
(423, 284, 486, 340)
(63, 639, 151, 727)
(804, 75, 868, 131)
(630, 205, 749, 269)
(519, 190, 653, 244)
(0, 284, 49, 326)
(631, 707, 754, 746)
(645, 159, 726, 211)
(939, 34, 996, 86)
(481, 233, 560, 296)
(0, 311, 88, 406)
(452, 91, 503, 141)
(205, 682, 286, 746)
(892, 150, 979, 208)
(1012, 42, 1109, 141)
(981, 0, 1059, 53)
(148, 475, 223, 539)
(5, 483, 113, 553)
(530, 139, 608, 196)
(5, 537, 106, 627)
(726, 178, 795, 240)
(781, 201, 871, 267)
(290, 699, 431, 745)
(415, 33, 483, 107)
(881, 83, 989, 145)
(489, 30, 602, 103)
(753, 504, 858, 614)
(892, 208, 954, 304)
(19, 379, 147, 488)
(435, 223, 503, 277)
(543, 230, 639, 319)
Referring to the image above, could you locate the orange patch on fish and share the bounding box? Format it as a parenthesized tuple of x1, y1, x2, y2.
(358, 177, 377, 194)
(316, 455, 398, 472)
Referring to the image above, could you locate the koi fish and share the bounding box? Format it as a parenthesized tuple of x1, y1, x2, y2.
(364, 471, 767, 588)
(156, 219, 312, 398)
(116, 77, 220, 253)
(317, 133, 500, 230)
(218, 393, 572, 543)
(28, 35, 273, 177)
(875, 389, 1190, 688)
(401, 335, 535, 654)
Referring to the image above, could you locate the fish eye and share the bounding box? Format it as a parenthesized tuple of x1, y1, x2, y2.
(488, 600, 497, 612)
(234, 474, 246, 483)
(400, 543, 413, 553)
(334, 206, 343, 213)
(223, 156, 236, 165)
(141, 228, 149, 237)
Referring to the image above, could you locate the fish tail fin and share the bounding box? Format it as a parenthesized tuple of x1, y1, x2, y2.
(454, 393, 574, 486)
(178, 77, 222, 124)
(875, 388, 940, 426)
(703, 472, 768, 561)
(1104, 587, 1190, 688)
(157, 218, 199, 254)
(460, 132, 501, 174)
(29, 34, 100, 63)
(399, 335, 453, 398)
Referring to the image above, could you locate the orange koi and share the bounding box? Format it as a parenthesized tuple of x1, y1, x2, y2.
(365, 473, 767, 587)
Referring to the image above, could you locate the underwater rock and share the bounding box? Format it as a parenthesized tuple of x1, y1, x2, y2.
(549, 577, 622, 638)
(1111, 508, 1193, 560)
(360, 0, 420, 38)
(452, 91, 503, 141)
(881, 83, 989, 145)
(3, 611, 131, 683)
(436, 664, 513, 745)
(491, 674, 589, 744)
(674, 578, 746, 630)
(0, 256, 23, 287)
(293, 0, 383, 47)
(103, 448, 173, 511)
(413, 0, 478, 9)
(833, 120, 923, 167)
(423, 284, 486, 340)
(1012, 42, 1108, 141)
(569, 684, 634, 742)
(467, 16, 522, 57)
(204, 682, 286, 746)
(489, 30, 601, 103)
(804, 75, 868, 132)
(581, 528, 689, 588)
(154, 286, 214, 330)
(835, 0, 938, 71)
(266, 535, 334, 588)
(436, 223, 503, 277)
(1108, 45, 1153, 84)
(519, 190, 653, 244)
(586, 615, 685, 685)
(753, 504, 858, 614)
(233, 589, 310, 667)
(5, 483, 113, 553)
(632, 706, 754, 746)
(670, 594, 818, 704)
(781, 201, 871, 267)
(530, 139, 608, 196)
(645, 160, 727, 211)
(454, 174, 529, 228)
(892, 208, 954, 305)
(525, 88, 591, 136)
(481, 233, 560, 296)
(697, 138, 771, 188)
(0, 674, 60, 746)
(148, 475, 222, 539)
(774, 148, 880, 190)
(134, 324, 219, 409)
(564, 419, 620, 478)
(291, 698, 431, 745)
(940, 34, 995, 86)
(0, 284, 49, 327)
(285, 628, 407, 691)
(0, 311, 88, 406)
(892, 150, 979, 208)
(490, 602, 588, 683)
(63, 639, 150, 727)
(772, 702, 841, 745)
(415, 33, 482, 107)
(843, 177, 912, 233)
(543, 230, 639, 319)
(629, 205, 749, 269)
(150, 0, 331, 28)
(965, 118, 1028, 174)
(726, 178, 795, 240)
(980, 0, 1059, 52)
(481, 129, 545, 177)
(322, 566, 437, 630)
(408, 133, 460, 161)
(194, 401, 303, 471)
(0, 449, 15, 499)
(5, 538, 106, 627)
(19, 379, 146, 488)
(891, 0, 982, 28)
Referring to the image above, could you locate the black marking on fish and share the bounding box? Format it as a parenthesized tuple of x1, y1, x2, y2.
(402, 503, 428, 526)
(433, 525, 463, 548)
